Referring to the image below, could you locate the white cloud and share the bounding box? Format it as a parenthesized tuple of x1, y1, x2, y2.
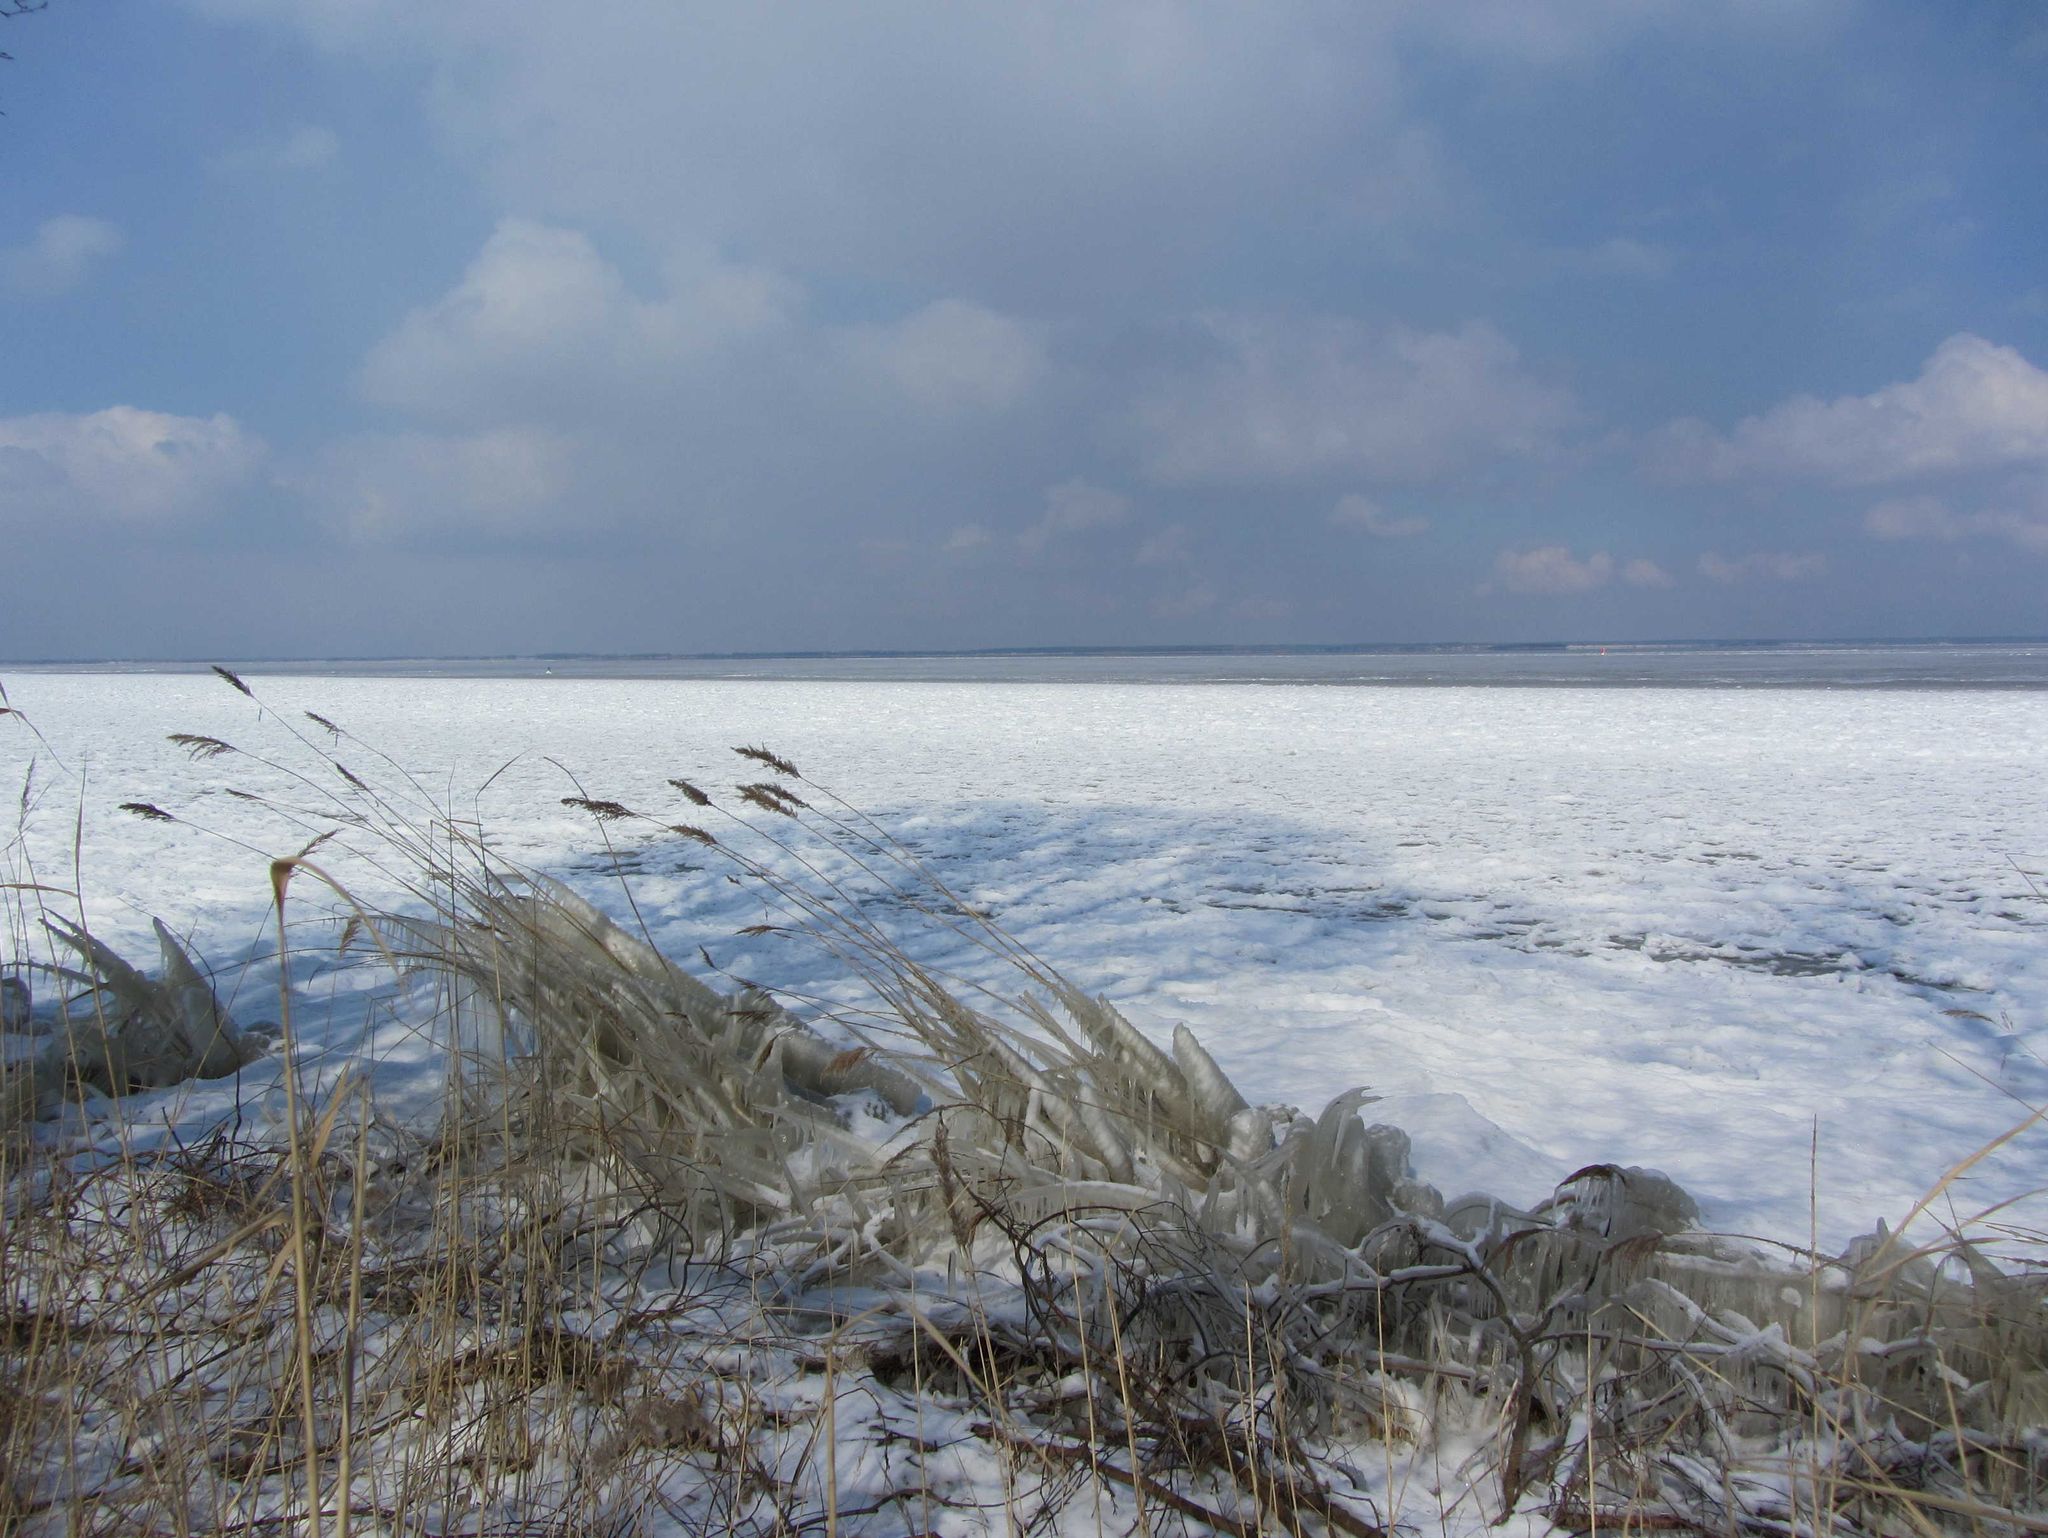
(359, 219, 795, 420)
(1493, 545, 1613, 595)
(1415, 0, 1687, 64)
(1621, 557, 1675, 588)
(1547, 236, 1674, 280)
(1697, 550, 1827, 583)
(1230, 595, 1296, 624)
(361, 221, 1042, 435)
(1863, 494, 1965, 542)
(1649, 334, 2048, 485)
(306, 427, 576, 542)
(1136, 316, 1580, 485)
(1341, 125, 1462, 233)
(181, 0, 422, 47)
(1864, 488, 2048, 552)
(1, 216, 124, 298)
(1018, 479, 1132, 553)
(1330, 492, 1429, 537)
(843, 299, 1046, 414)
(943, 523, 994, 555)
(215, 124, 340, 173)
(0, 407, 262, 524)
(1149, 580, 1218, 620)
(1135, 525, 1193, 566)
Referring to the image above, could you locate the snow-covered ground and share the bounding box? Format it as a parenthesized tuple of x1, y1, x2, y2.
(4, 669, 2044, 1249)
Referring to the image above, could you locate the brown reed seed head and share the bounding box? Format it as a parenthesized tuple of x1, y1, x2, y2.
(736, 784, 800, 818)
(561, 797, 636, 822)
(667, 778, 713, 807)
(733, 745, 800, 779)
(211, 664, 254, 698)
(120, 802, 176, 822)
(167, 733, 235, 760)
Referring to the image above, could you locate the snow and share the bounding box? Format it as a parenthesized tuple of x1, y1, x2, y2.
(4, 669, 2045, 1250)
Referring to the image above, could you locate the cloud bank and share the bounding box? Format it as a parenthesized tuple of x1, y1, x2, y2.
(1651, 335, 2048, 486)
(0, 408, 262, 526)
(1136, 318, 1580, 486)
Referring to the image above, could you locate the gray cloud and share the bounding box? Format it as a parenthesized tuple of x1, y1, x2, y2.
(1864, 486, 2048, 553)
(189, 5, 1423, 304)
(1018, 480, 1132, 554)
(301, 427, 578, 544)
(189, 1, 1779, 322)
(1134, 316, 1580, 486)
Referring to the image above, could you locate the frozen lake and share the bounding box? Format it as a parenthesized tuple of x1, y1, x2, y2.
(4, 664, 2045, 1248)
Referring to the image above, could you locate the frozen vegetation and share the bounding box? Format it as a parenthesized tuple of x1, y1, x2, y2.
(2, 665, 2045, 1535)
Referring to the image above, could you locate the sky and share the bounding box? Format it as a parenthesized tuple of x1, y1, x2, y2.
(3, 1, 2047, 658)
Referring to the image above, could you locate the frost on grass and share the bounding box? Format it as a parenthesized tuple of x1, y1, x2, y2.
(3, 681, 2047, 1536)
(0, 915, 266, 1126)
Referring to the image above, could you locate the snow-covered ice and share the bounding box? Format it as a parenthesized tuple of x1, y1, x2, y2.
(4, 669, 2044, 1249)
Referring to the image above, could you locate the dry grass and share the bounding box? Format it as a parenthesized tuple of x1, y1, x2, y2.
(0, 671, 2044, 1536)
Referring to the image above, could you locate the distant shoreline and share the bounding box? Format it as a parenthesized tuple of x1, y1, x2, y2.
(8, 638, 2048, 689)
(5, 636, 2047, 668)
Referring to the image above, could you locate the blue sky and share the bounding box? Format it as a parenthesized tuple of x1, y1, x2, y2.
(4, 1, 2047, 657)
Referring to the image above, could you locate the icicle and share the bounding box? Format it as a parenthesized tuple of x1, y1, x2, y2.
(153, 918, 259, 1078)
(1172, 1022, 1249, 1153)
(1225, 1104, 1276, 1164)
(1072, 1073, 1138, 1185)
(728, 986, 927, 1115)
(1064, 988, 1190, 1120)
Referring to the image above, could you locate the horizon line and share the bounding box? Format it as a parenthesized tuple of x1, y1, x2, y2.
(6, 634, 2048, 669)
